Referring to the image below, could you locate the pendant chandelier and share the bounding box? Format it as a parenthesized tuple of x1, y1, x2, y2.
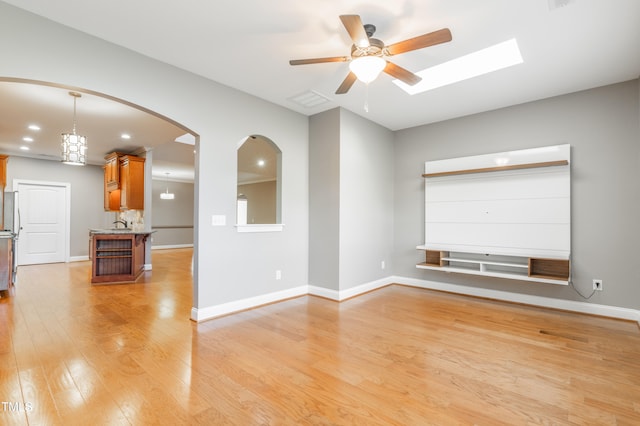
(160, 172, 175, 200)
(61, 91, 88, 166)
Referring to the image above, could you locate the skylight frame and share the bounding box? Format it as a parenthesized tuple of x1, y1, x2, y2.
(393, 38, 524, 95)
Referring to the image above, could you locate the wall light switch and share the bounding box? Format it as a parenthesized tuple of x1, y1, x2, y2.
(211, 215, 226, 226)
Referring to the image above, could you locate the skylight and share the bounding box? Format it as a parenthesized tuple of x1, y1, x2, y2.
(393, 38, 524, 95)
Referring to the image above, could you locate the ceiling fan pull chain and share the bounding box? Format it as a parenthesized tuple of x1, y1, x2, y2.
(364, 83, 370, 112)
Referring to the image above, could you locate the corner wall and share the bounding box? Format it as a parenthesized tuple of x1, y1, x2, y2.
(309, 108, 394, 297)
(309, 109, 341, 291)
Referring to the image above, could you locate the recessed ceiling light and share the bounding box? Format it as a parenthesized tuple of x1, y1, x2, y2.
(121, 133, 131, 140)
(257, 159, 265, 167)
(20, 146, 30, 151)
(28, 124, 40, 131)
(22, 136, 34, 142)
(393, 38, 524, 95)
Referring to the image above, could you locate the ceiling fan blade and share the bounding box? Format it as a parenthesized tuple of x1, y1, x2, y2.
(335, 72, 358, 94)
(384, 61, 422, 86)
(289, 56, 350, 66)
(385, 28, 452, 56)
(339, 15, 370, 48)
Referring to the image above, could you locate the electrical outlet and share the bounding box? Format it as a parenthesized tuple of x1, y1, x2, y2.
(275, 270, 282, 280)
(593, 279, 603, 291)
(381, 260, 386, 270)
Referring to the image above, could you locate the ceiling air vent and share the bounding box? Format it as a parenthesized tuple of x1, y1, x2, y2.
(288, 90, 331, 108)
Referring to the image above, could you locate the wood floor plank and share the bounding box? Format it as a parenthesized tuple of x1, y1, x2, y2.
(2, 248, 640, 424)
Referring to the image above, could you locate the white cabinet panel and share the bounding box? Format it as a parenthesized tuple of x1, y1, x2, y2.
(426, 169, 570, 202)
(423, 144, 571, 260)
(425, 223, 570, 258)
(427, 198, 570, 224)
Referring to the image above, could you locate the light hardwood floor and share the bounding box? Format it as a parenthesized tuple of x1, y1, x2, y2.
(1, 248, 639, 425)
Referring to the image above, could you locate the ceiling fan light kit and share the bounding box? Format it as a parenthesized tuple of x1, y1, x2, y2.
(61, 91, 88, 166)
(289, 14, 452, 94)
(349, 56, 386, 83)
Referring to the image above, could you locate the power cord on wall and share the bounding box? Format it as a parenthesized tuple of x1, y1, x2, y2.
(569, 280, 596, 300)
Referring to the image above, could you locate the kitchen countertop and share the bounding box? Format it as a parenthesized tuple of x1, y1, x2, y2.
(89, 229, 155, 235)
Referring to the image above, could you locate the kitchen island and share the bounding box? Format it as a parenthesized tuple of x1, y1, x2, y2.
(89, 229, 153, 284)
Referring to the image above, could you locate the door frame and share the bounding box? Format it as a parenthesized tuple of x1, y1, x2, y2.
(12, 179, 71, 265)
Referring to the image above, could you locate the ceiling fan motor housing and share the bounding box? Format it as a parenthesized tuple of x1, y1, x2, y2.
(363, 24, 376, 37)
(351, 38, 385, 58)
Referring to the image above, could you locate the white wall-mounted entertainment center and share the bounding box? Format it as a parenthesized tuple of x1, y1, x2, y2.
(417, 144, 571, 285)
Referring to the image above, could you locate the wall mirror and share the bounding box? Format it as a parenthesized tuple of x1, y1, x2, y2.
(237, 135, 282, 227)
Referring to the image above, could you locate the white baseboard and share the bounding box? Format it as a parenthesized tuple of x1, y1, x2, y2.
(309, 277, 391, 301)
(191, 285, 308, 322)
(191, 275, 640, 325)
(151, 244, 193, 250)
(307, 285, 340, 301)
(392, 275, 640, 325)
(69, 255, 90, 262)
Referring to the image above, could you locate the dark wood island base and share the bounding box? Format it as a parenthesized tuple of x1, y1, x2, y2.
(89, 230, 153, 284)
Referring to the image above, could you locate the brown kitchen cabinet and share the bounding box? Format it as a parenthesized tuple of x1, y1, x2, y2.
(104, 151, 122, 191)
(0, 154, 8, 189)
(119, 155, 145, 210)
(103, 152, 145, 211)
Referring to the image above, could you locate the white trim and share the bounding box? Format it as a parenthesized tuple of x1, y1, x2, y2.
(190, 275, 640, 326)
(69, 255, 89, 262)
(191, 285, 308, 322)
(308, 277, 391, 301)
(235, 224, 284, 233)
(239, 177, 277, 186)
(144, 263, 152, 271)
(151, 244, 194, 250)
(392, 275, 640, 324)
(13, 179, 71, 264)
(308, 285, 340, 301)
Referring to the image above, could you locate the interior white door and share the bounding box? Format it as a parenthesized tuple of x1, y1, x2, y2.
(16, 181, 68, 265)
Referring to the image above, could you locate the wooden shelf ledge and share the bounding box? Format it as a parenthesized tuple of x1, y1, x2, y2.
(422, 160, 569, 178)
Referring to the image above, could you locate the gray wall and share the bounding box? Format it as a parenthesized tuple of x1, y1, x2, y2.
(339, 109, 394, 290)
(151, 179, 194, 247)
(1, 3, 309, 311)
(309, 109, 340, 291)
(394, 80, 640, 310)
(238, 181, 276, 224)
(5, 156, 109, 258)
(309, 108, 394, 292)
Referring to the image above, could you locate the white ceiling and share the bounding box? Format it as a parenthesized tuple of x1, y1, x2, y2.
(0, 81, 195, 181)
(1, 0, 639, 177)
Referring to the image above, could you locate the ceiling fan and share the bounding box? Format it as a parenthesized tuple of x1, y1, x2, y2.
(289, 15, 452, 94)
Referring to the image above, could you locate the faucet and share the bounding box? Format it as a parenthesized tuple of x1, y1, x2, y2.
(113, 220, 128, 229)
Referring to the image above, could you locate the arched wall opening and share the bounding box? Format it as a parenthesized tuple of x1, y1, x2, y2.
(236, 134, 282, 227)
(0, 76, 199, 298)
